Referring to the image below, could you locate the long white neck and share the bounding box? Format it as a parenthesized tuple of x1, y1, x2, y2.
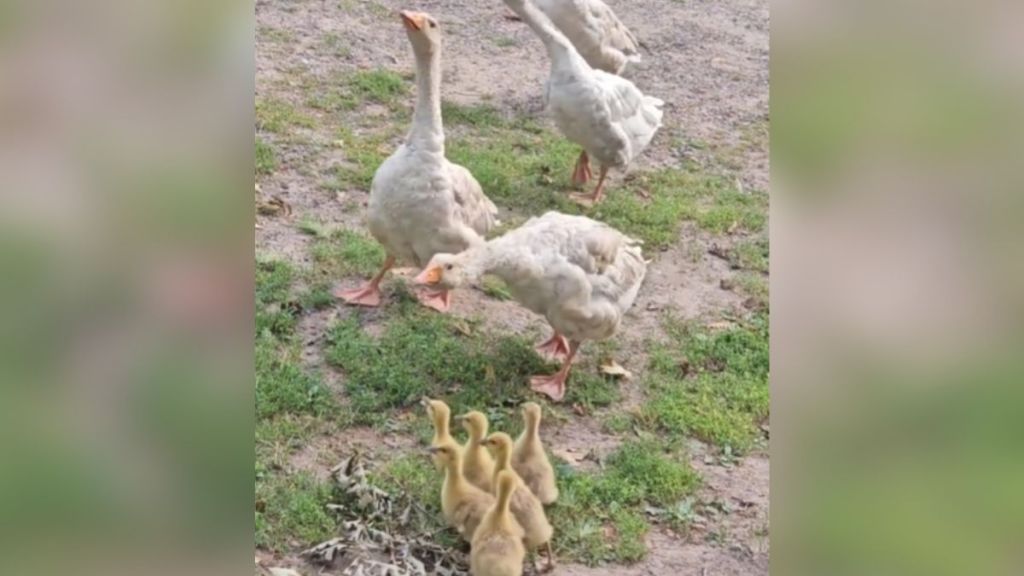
(458, 239, 531, 286)
(504, 0, 582, 69)
(408, 44, 444, 152)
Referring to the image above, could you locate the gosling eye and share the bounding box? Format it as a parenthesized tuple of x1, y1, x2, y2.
(444, 264, 453, 270)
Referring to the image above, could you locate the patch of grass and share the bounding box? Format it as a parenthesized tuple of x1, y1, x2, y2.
(256, 334, 335, 420)
(310, 228, 385, 279)
(564, 370, 622, 410)
(479, 275, 512, 300)
(603, 412, 634, 435)
(552, 440, 698, 563)
(732, 237, 769, 272)
(494, 36, 518, 48)
(256, 98, 315, 134)
(442, 101, 507, 127)
(326, 304, 618, 425)
(259, 25, 294, 44)
(257, 259, 294, 308)
(330, 127, 391, 190)
(256, 414, 319, 473)
(637, 313, 769, 453)
(256, 259, 299, 337)
(256, 138, 277, 175)
(736, 272, 768, 311)
(606, 441, 700, 505)
(255, 471, 337, 552)
(321, 32, 351, 58)
(296, 216, 333, 238)
(691, 188, 768, 234)
(448, 118, 766, 248)
(298, 282, 335, 311)
(446, 124, 580, 214)
(350, 69, 407, 107)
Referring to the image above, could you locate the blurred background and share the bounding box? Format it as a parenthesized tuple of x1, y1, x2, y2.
(773, 0, 1024, 574)
(0, 0, 253, 574)
(1, 0, 1022, 574)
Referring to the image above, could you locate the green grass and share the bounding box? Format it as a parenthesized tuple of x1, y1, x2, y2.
(552, 440, 699, 563)
(256, 414, 319, 474)
(734, 237, 769, 272)
(321, 32, 351, 58)
(256, 260, 298, 337)
(329, 127, 391, 190)
(255, 259, 334, 420)
(256, 138, 277, 175)
(479, 275, 512, 300)
(446, 114, 768, 248)
(259, 25, 294, 44)
(255, 471, 337, 552)
(326, 301, 619, 425)
(442, 101, 508, 127)
(256, 98, 315, 134)
(736, 272, 769, 311)
(350, 70, 407, 106)
(310, 228, 386, 279)
(307, 69, 407, 113)
(256, 334, 334, 420)
(636, 313, 769, 453)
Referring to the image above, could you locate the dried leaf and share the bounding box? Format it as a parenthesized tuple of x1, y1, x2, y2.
(551, 447, 584, 466)
(599, 359, 632, 380)
(451, 319, 472, 336)
(257, 195, 292, 217)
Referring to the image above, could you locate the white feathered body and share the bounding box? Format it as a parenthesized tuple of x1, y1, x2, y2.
(546, 61, 664, 169)
(368, 144, 497, 268)
(535, 0, 640, 74)
(478, 211, 646, 343)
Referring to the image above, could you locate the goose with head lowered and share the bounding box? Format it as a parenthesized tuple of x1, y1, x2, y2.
(414, 211, 646, 401)
(334, 10, 498, 312)
(501, 0, 662, 206)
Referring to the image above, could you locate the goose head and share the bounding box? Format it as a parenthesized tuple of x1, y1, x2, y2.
(414, 252, 476, 290)
(399, 10, 441, 56)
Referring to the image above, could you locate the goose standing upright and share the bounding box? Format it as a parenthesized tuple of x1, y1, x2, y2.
(501, 0, 663, 206)
(414, 211, 647, 401)
(334, 11, 498, 312)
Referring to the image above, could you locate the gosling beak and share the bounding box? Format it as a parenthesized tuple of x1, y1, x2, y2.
(420, 396, 431, 407)
(400, 10, 424, 31)
(427, 446, 440, 454)
(454, 414, 467, 422)
(414, 265, 442, 285)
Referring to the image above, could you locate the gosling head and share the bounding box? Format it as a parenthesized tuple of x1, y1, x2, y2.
(522, 401, 543, 424)
(414, 252, 476, 291)
(481, 432, 514, 460)
(455, 411, 490, 441)
(422, 397, 451, 424)
(427, 441, 461, 467)
(399, 10, 441, 56)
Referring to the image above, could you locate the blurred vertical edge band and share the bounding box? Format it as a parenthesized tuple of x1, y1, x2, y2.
(773, 1, 1024, 575)
(0, 0, 254, 575)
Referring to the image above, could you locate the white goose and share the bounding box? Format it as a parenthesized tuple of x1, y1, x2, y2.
(511, 0, 641, 75)
(413, 211, 647, 401)
(335, 11, 498, 312)
(503, 0, 663, 206)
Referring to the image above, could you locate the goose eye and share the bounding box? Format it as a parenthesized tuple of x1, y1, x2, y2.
(429, 21, 437, 28)
(444, 264, 453, 270)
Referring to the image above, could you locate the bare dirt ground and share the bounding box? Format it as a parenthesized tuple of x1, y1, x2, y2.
(256, 0, 768, 574)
